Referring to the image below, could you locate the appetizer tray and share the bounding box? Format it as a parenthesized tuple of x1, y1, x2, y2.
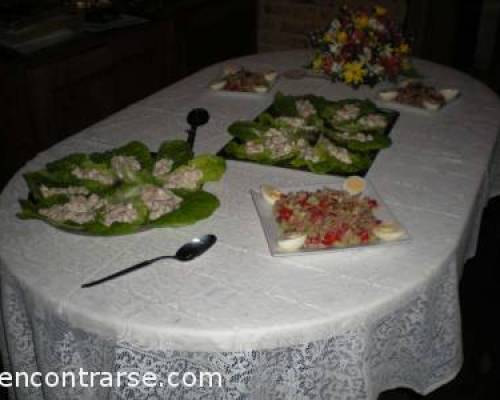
(251, 178, 409, 256)
(209, 64, 278, 95)
(18, 140, 226, 236)
(217, 93, 399, 177)
(377, 80, 460, 114)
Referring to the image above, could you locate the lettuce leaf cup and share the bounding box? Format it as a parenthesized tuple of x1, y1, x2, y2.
(18, 140, 226, 235)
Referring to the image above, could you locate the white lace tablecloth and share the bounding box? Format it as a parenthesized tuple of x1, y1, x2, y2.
(1, 50, 500, 400)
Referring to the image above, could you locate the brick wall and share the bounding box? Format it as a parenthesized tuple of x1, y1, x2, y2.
(258, 0, 408, 52)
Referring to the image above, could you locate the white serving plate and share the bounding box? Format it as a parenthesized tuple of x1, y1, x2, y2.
(376, 86, 461, 115)
(250, 179, 410, 256)
(208, 66, 279, 96)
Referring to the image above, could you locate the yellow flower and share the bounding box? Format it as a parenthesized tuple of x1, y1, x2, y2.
(375, 6, 387, 16)
(336, 31, 349, 44)
(398, 43, 410, 55)
(354, 14, 369, 30)
(312, 55, 323, 71)
(401, 59, 411, 71)
(343, 62, 366, 85)
(323, 31, 335, 43)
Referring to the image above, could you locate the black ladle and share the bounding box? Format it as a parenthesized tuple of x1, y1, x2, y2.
(81, 234, 217, 288)
(186, 108, 210, 149)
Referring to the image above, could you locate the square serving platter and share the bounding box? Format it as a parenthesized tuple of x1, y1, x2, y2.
(208, 66, 279, 96)
(375, 87, 461, 115)
(250, 179, 410, 256)
(217, 106, 399, 178)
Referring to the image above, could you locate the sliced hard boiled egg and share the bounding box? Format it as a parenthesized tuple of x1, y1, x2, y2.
(210, 80, 226, 90)
(439, 88, 460, 102)
(398, 79, 415, 88)
(373, 222, 405, 241)
(223, 64, 241, 76)
(278, 233, 307, 251)
(261, 184, 283, 205)
(264, 71, 278, 82)
(422, 100, 441, 111)
(378, 90, 398, 101)
(254, 85, 269, 93)
(343, 176, 366, 195)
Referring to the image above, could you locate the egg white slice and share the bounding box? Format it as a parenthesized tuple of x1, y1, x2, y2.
(278, 233, 307, 251)
(373, 222, 405, 241)
(254, 85, 269, 93)
(210, 80, 226, 90)
(379, 90, 398, 101)
(440, 88, 460, 102)
(261, 184, 283, 205)
(422, 100, 441, 111)
(264, 71, 278, 82)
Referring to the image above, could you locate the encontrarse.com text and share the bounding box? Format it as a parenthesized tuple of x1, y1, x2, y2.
(0, 370, 222, 389)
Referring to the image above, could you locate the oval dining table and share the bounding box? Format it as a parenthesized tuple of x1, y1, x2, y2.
(1, 50, 500, 400)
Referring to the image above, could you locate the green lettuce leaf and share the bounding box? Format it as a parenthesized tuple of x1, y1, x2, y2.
(269, 92, 298, 116)
(188, 155, 226, 182)
(227, 121, 263, 141)
(157, 140, 193, 167)
(112, 141, 153, 171)
(46, 153, 88, 173)
(148, 190, 220, 228)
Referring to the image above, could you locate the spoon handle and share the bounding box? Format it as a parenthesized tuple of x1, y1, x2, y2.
(81, 255, 175, 288)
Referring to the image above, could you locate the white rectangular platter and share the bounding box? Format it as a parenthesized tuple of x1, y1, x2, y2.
(250, 179, 410, 257)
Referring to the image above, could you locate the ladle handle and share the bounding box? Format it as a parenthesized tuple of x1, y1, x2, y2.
(187, 127, 197, 150)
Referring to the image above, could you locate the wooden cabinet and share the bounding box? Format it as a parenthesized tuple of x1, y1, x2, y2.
(0, 0, 257, 187)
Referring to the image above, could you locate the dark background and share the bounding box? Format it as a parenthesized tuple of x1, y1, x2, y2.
(1, 0, 499, 189)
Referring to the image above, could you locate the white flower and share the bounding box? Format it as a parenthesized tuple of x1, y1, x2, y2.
(331, 62, 342, 74)
(371, 64, 385, 75)
(330, 19, 341, 30)
(329, 43, 340, 55)
(381, 45, 394, 58)
(368, 18, 385, 32)
(363, 47, 372, 60)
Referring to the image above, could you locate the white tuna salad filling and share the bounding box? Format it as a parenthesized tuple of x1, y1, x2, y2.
(40, 185, 89, 198)
(111, 156, 141, 180)
(296, 139, 320, 163)
(245, 141, 265, 155)
(163, 166, 203, 190)
(141, 186, 182, 220)
(262, 128, 294, 159)
(103, 203, 138, 226)
(296, 100, 316, 119)
(276, 117, 316, 131)
(358, 114, 387, 129)
(339, 132, 374, 142)
(39, 194, 105, 224)
(324, 142, 352, 164)
(153, 159, 174, 179)
(72, 167, 115, 185)
(334, 104, 360, 121)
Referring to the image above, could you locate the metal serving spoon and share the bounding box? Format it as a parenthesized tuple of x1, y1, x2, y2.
(81, 234, 217, 288)
(186, 108, 210, 149)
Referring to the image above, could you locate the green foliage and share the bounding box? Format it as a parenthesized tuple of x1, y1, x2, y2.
(188, 155, 226, 182)
(157, 140, 193, 167)
(112, 141, 154, 171)
(227, 121, 263, 141)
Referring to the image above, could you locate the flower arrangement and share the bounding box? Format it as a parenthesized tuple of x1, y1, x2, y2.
(308, 4, 415, 87)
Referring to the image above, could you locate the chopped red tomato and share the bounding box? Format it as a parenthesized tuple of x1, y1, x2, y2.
(278, 207, 293, 221)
